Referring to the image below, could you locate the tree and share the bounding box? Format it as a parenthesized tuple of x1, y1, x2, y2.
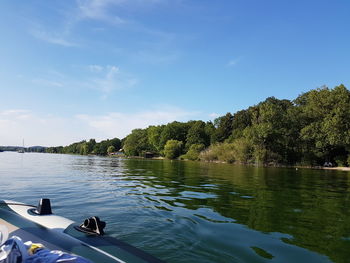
(186, 121, 209, 150)
(204, 121, 216, 144)
(43, 84, 350, 166)
(296, 85, 350, 164)
(164, 140, 183, 159)
(183, 143, 205, 161)
(109, 138, 121, 151)
(231, 138, 253, 164)
(107, 145, 116, 154)
(123, 129, 150, 156)
(159, 121, 189, 150)
(147, 125, 164, 153)
(80, 143, 89, 155)
(213, 113, 234, 143)
(231, 109, 252, 140)
(87, 139, 96, 153)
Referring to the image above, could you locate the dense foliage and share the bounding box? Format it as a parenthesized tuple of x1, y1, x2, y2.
(46, 138, 121, 156)
(45, 85, 350, 166)
(0, 146, 46, 152)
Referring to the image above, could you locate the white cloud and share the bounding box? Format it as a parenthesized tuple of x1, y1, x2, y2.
(131, 50, 179, 65)
(30, 29, 78, 47)
(227, 58, 239, 67)
(209, 112, 220, 119)
(75, 0, 175, 40)
(76, 0, 127, 25)
(76, 106, 199, 139)
(32, 78, 64, 88)
(31, 65, 137, 97)
(89, 65, 104, 72)
(0, 110, 81, 146)
(0, 107, 199, 146)
(84, 65, 137, 94)
(76, 0, 168, 24)
(29, 0, 178, 64)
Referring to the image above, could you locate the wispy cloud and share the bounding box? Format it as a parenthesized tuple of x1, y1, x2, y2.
(76, 106, 199, 138)
(0, 107, 199, 146)
(76, 0, 127, 25)
(32, 78, 64, 88)
(131, 50, 179, 65)
(88, 65, 104, 72)
(0, 110, 32, 119)
(0, 109, 79, 146)
(31, 65, 137, 98)
(86, 65, 138, 94)
(30, 29, 78, 47)
(28, 0, 179, 64)
(75, 0, 177, 43)
(209, 112, 220, 119)
(227, 58, 239, 67)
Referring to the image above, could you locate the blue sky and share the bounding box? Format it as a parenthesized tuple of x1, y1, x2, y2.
(0, 0, 349, 146)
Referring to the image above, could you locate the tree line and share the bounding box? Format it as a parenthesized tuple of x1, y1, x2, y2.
(46, 85, 350, 166)
(0, 146, 46, 152)
(46, 138, 121, 156)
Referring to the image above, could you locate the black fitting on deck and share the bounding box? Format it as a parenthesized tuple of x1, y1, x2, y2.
(76, 216, 106, 235)
(37, 198, 52, 215)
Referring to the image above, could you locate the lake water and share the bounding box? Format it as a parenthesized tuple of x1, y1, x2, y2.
(1, 152, 350, 263)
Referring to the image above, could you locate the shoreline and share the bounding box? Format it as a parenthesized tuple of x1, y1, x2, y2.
(134, 156, 350, 172)
(12, 151, 349, 172)
(321, 167, 350, 171)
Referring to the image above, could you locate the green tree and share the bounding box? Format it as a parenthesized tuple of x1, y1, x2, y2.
(231, 138, 253, 164)
(182, 143, 205, 161)
(80, 143, 89, 155)
(296, 85, 350, 164)
(241, 97, 296, 164)
(147, 125, 164, 153)
(109, 138, 121, 151)
(164, 140, 183, 159)
(231, 109, 252, 140)
(123, 129, 150, 156)
(107, 145, 116, 154)
(213, 113, 234, 143)
(186, 121, 209, 150)
(159, 121, 189, 150)
(94, 139, 110, 155)
(204, 121, 216, 144)
(87, 139, 96, 154)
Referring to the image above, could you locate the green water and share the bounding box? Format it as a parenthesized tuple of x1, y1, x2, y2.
(1, 152, 350, 262)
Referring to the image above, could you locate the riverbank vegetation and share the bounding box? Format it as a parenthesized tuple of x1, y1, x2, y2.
(46, 138, 121, 156)
(46, 85, 350, 166)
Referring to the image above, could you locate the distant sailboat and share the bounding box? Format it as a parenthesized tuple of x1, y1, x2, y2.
(18, 139, 25, 153)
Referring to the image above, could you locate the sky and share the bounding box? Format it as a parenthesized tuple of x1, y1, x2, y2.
(0, 0, 349, 146)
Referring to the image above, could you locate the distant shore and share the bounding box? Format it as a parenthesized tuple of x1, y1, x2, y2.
(122, 155, 350, 171)
(322, 167, 350, 171)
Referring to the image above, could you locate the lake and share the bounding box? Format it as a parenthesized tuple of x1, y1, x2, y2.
(0, 152, 349, 262)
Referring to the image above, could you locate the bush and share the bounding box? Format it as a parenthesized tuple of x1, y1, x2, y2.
(335, 155, 347, 167)
(182, 144, 205, 161)
(231, 138, 253, 164)
(107, 145, 115, 154)
(164, 140, 183, 159)
(199, 147, 218, 161)
(218, 143, 236, 163)
(199, 143, 235, 163)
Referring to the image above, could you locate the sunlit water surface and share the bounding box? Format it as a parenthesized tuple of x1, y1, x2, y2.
(1, 152, 350, 263)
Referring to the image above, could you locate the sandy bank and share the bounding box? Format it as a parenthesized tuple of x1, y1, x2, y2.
(322, 167, 350, 171)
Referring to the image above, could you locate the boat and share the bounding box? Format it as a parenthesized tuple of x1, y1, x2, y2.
(17, 139, 25, 153)
(0, 199, 164, 263)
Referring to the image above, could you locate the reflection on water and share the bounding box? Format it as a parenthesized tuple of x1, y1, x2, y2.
(1, 152, 350, 262)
